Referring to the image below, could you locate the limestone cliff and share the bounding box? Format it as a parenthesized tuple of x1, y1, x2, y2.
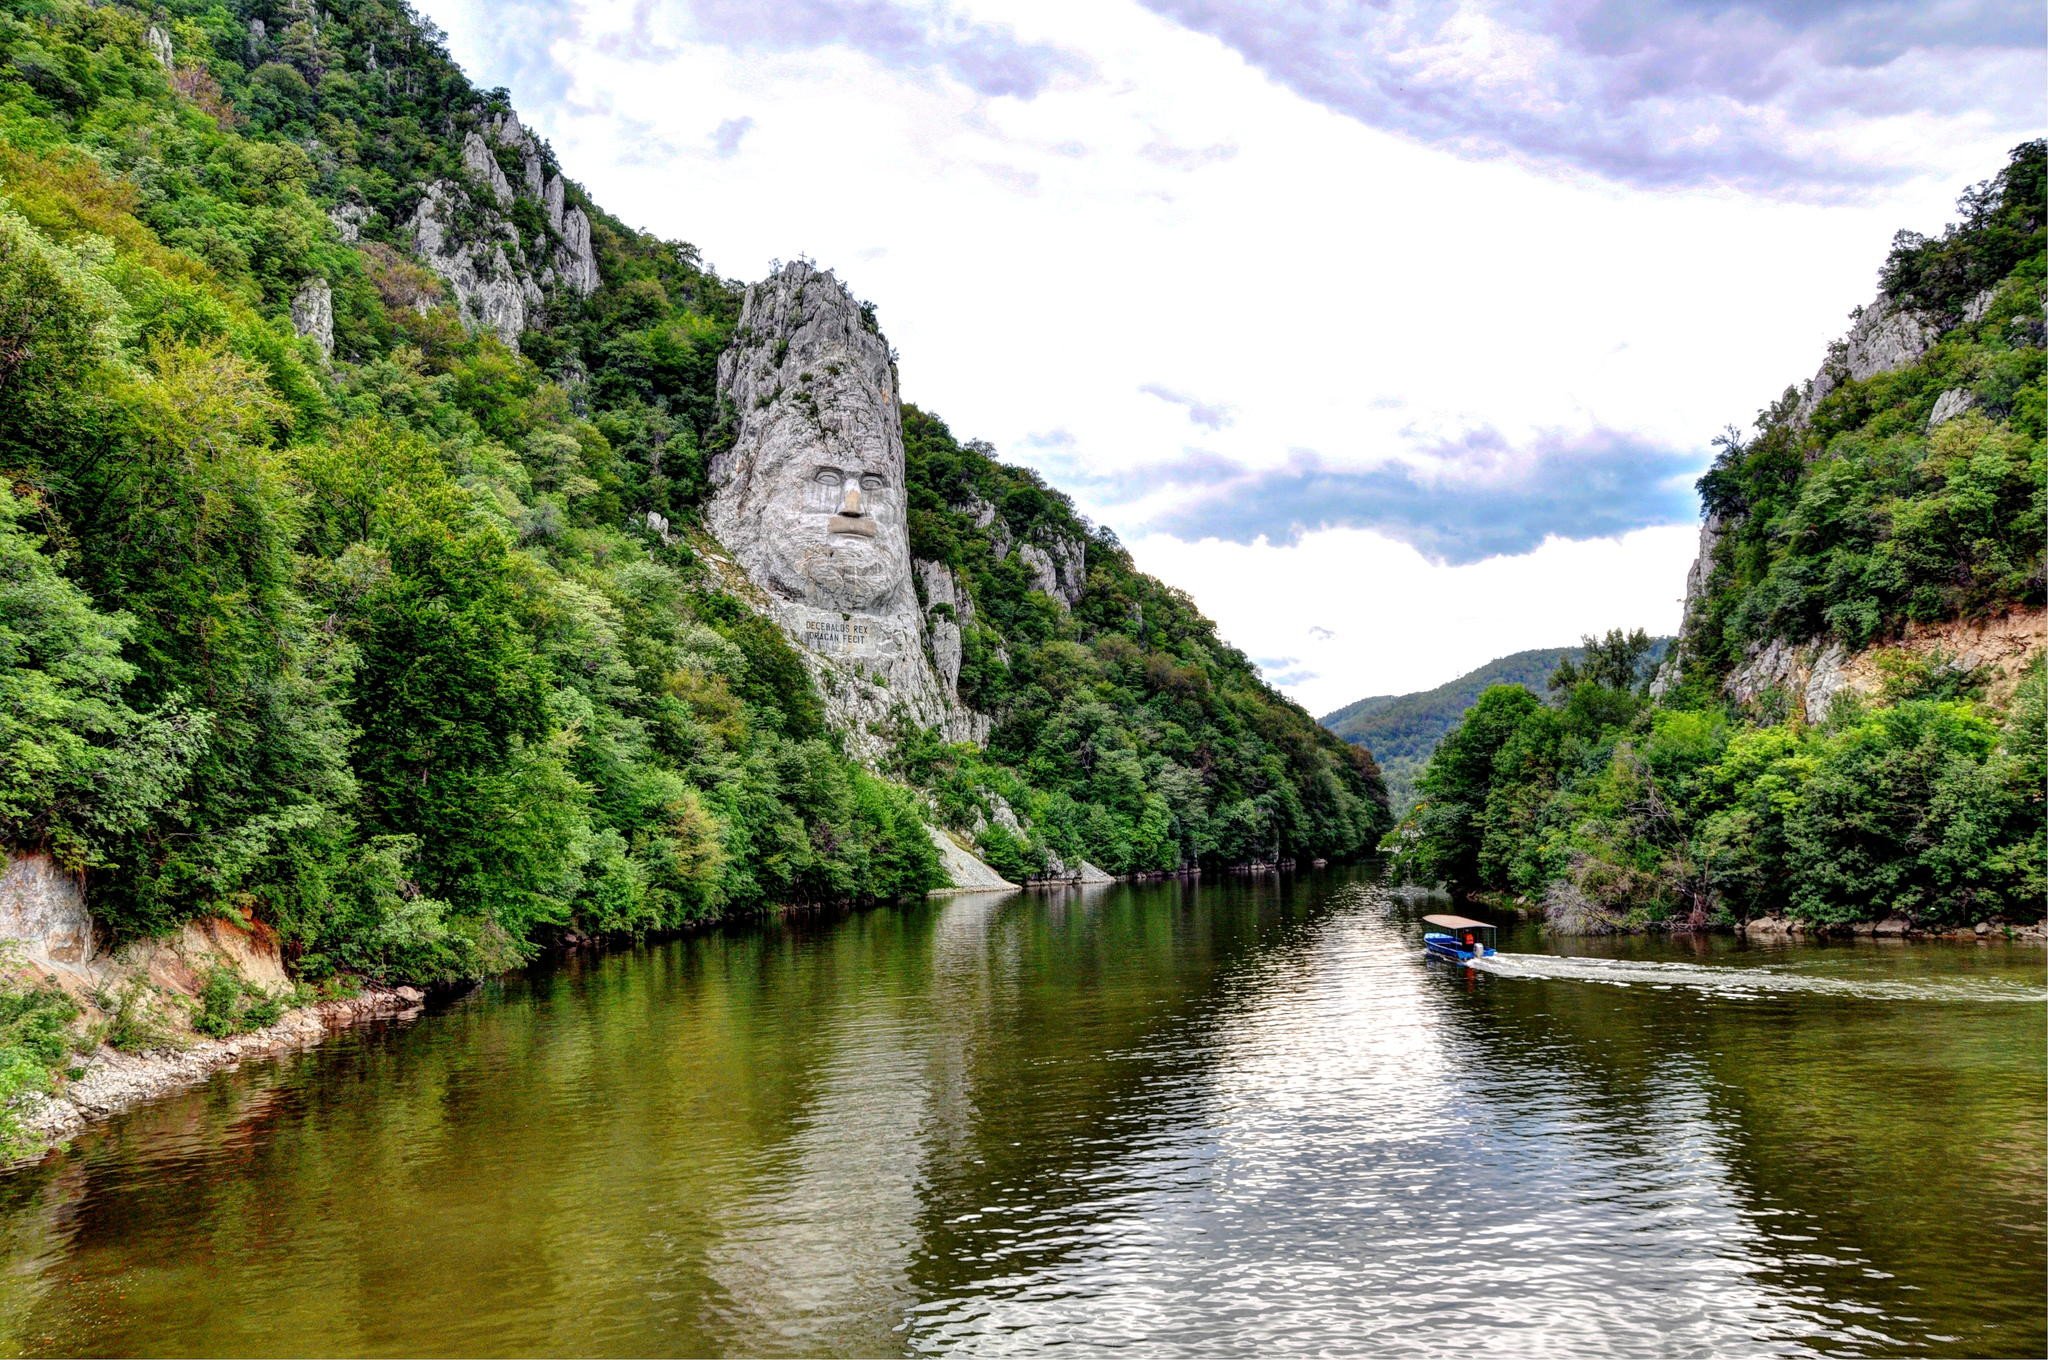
(707, 262, 988, 763)
(406, 110, 599, 348)
(1656, 250, 2041, 710)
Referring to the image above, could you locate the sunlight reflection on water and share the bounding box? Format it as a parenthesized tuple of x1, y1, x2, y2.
(0, 871, 2039, 1358)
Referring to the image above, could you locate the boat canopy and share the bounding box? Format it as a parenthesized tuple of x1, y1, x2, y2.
(1422, 914, 1498, 933)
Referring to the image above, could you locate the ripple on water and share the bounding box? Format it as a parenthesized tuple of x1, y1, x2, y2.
(0, 872, 2039, 1358)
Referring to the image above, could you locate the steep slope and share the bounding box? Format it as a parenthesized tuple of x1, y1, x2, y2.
(1658, 141, 2045, 718)
(0, 0, 1388, 1023)
(1321, 642, 1668, 811)
(1390, 143, 2045, 931)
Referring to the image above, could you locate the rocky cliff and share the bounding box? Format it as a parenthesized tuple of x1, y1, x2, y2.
(707, 262, 990, 763)
(1657, 147, 2045, 716)
(406, 111, 600, 348)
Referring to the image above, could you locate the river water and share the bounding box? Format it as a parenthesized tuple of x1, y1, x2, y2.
(0, 869, 2040, 1358)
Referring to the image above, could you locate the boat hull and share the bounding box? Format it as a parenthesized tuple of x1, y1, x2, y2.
(1423, 933, 1494, 965)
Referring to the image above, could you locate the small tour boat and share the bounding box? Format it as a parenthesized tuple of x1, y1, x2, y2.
(1422, 914, 1498, 964)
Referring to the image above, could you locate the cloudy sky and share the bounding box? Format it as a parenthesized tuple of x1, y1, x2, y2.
(419, 0, 2040, 714)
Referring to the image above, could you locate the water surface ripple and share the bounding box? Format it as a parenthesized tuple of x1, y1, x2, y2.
(0, 870, 2038, 1358)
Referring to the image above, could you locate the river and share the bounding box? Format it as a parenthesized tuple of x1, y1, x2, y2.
(0, 868, 2040, 1357)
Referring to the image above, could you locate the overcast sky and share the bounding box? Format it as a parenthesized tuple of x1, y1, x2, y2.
(418, 0, 2041, 714)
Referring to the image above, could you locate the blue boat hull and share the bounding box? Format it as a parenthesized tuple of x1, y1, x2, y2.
(1424, 933, 1494, 965)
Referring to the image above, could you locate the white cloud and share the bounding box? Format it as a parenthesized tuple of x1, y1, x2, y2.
(417, 0, 2011, 705)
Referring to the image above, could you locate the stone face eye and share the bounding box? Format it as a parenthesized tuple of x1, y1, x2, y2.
(815, 470, 842, 485)
(860, 475, 883, 491)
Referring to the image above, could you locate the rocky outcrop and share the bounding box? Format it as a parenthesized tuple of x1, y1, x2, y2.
(707, 262, 987, 760)
(552, 198, 599, 296)
(911, 560, 990, 741)
(402, 113, 599, 349)
(1793, 294, 1938, 426)
(1724, 607, 2046, 722)
(328, 201, 370, 242)
(925, 825, 1016, 893)
(1927, 388, 1977, 428)
(1032, 855, 1114, 886)
(1724, 637, 1856, 722)
(1667, 280, 1965, 697)
(0, 854, 94, 978)
(1, 852, 304, 1004)
(146, 23, 173, 68)
(409, 180, 540, 346)
(0, 851, 433, 1154)
(1039, 533, 1086, 606)
(461, 129, 513, 207)
(916, 559, 967, 693)
(947, 495, 1085, 610)
(1650, 511, 1724, 698)
(291, 277, 333, 357)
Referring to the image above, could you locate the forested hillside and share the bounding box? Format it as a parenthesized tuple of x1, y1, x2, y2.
(1391, 143, 2045, 931)
(0, 0, 1386, 989)
(1321, 642, 1667, 811)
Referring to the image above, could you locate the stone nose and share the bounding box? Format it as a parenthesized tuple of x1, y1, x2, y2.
(837, 483, 865, 516)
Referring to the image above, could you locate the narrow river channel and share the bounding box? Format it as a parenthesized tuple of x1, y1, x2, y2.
(0, 868, 2040, 1357)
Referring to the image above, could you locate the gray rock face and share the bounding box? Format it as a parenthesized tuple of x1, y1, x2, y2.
(553, 204, 600, 296)
(925, 825, 1016, 892)
(1673, 282, 1946, 693)
(1043, 533, 1086, 605)
(1019, 540, 1089, 606)
(543, 175, 567, 232)
(1017, 543, 1060, 600)
(402, 112, 600, 348)
(1725, 636, 1854, 723)
(709, 262, 986, 760)
(291, 277, 333, 357)
(916, 559, 967, 694)
(1961, 286, 1999, 326)
(408, 180, 542, 347)
(1928, 387, 1977, 428)
(462, 130, 514, 207)
(1794, 294, 1938, 426)
(147, 23, 174, 68)
(328, 201, 370, 242)
(1650, 511, 1725, 698)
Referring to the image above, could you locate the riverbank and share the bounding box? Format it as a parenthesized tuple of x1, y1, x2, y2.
(1434, 882, 2047, 942)
(1739, 915, 2048, 943)
(17, 986, 427, 1153)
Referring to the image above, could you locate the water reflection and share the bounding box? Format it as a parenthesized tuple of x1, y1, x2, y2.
(0, 870, 2036, 1358)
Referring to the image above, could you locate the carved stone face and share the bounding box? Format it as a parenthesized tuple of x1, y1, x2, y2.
(711, 262, 914, 616)
(755, 449, 908, 609)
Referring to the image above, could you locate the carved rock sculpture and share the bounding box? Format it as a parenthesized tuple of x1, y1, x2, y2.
(709, 262, 985, 758)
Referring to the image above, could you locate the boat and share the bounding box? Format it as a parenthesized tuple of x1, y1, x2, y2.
(1422, 914, 1498, 964)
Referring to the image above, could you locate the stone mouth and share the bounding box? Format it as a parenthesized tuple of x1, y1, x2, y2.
(826, 514, 877, 537)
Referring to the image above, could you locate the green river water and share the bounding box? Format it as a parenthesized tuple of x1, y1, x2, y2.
(0, 868, 2040, 1357)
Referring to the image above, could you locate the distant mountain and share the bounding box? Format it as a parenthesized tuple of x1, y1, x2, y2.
(1321, 642, 1669, 811)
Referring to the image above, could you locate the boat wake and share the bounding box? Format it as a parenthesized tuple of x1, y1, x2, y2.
(1465, 952, 2048, 1004)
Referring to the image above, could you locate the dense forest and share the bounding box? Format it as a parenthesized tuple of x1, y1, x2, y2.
(1321, 642, 1667, 812)
(1391, 143, 2046, 930)
(0, 0, 1387, 996)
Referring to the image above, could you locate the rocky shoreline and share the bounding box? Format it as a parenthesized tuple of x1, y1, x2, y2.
(1738, 915, 2048, 943)
(19, 985, 427, 1153)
